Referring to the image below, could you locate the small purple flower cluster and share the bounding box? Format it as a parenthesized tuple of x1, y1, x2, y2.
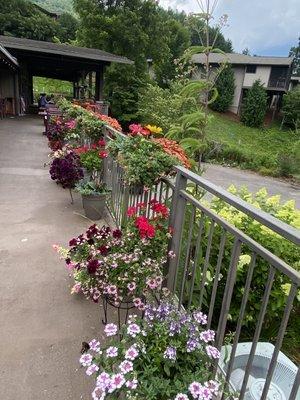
(80, 302, 221, 400)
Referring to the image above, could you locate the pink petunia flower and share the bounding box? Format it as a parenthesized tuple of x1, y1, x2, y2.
(86, 364, 99, 376)
(79, 353, 93, 367)
(125, 345, 139, 361)
(106, 346, 118, 358)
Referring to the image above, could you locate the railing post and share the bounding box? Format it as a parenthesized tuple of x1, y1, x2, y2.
(121, 185, 130, 228)
(103, 126, 109, 187)
(165, 170, 188, 293)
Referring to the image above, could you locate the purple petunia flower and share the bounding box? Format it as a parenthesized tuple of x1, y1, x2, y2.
(127, 323, 141, 337)
(79, 353, 93, 367)
(193, 311, 207, 325)
(89, 339, 100, 352)
(104, 323, 118, 337)
(96, 372, 111, 391)
(186, 338, 200, 353)
(92, 386, 104, 400)
(119, 360, 133, 374)
(87, 259, 100, 274)
(200, 330, 215, 343)
(108, 373, 125, 392)
(189, 382, 202, 399)
(86, 364, 99, 376)
(174, 394, 189, 400)
(125, 345, 139, 361)
(206, 345, 220, 359)
(106, 346, 118, 358)
(126, 379, 138, 390)
(163, 346, 177, 361)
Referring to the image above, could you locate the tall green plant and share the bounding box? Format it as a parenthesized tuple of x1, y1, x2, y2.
(282, 88, 300, 134)
(210, 65, 235, 112)
(240, 80, 268, 127)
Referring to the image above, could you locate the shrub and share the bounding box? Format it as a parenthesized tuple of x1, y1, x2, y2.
(282, 88, 300, 133)
(191, 187, 300, 333)
(138, 83, 197, 132)
(210, 65, 235, 112)
(240, 80, 268, 127)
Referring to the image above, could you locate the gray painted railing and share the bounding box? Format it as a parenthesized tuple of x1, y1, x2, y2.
(104, 125, 300, 399)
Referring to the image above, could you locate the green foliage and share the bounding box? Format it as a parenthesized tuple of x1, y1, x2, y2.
(205, 112, 300, 177)
(186, 14, 233, 53)
(56, 12, 79, 42)
(210, 65, 235, 112)
(108, 135, 177, 187)
(31, 0, 75, 15)
(75, 180, 107, 195)
(289, 37, 300, 76)
(182, 186, 300, 357)
(0, 0, 59, 41)
(138, 83, 197, 132)
(33, 77, 73, 100)
(0, 0, 77, 43)
(240, 80, 268, 127)
(73, 0, 192, 123)
(80, 150, 103, 172)
(282, 88, 300, 133)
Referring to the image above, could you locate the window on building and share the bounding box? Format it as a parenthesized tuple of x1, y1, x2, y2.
(246, 65, 257, 73)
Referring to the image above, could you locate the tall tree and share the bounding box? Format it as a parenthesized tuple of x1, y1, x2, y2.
(0, 0, 59, 41)
(241, 80, 268, 127)
(289, 38, 300, 76)
(186, 15, 233, 53)
(73, 0, 190, 123)
(210, 65, 235, 112)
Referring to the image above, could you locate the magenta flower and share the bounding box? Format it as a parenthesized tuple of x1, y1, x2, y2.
(104, 323, 118, 337)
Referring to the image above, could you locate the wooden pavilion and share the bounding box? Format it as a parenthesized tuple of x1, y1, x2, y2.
(0, 35, 132, 116)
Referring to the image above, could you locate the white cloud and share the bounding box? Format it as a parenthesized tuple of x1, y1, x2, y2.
(159, 0, 300, 55)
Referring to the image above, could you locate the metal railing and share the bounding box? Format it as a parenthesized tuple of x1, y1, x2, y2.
(104, 126, 300, 400)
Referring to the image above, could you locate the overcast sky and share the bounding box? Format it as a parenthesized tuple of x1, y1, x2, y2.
(159, 0, 299, 56)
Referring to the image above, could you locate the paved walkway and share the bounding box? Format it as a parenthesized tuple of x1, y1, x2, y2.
(203, 163, 300, 209)
(0, 116, 107, 400)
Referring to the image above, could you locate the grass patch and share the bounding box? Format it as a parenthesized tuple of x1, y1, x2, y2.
(206, 112, 299, 178)
(33, 77, 73, 102)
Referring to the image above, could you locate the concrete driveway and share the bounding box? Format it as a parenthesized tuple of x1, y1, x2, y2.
(0, 116, 110, 400)
(203, 163, 300, 209)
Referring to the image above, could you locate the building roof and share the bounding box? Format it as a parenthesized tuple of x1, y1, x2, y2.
(0, 44, 19, 68)
(192, 52, 293, 66)
(0, 35, 133, 65)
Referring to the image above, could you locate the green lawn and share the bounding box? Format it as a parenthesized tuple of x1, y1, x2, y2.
(33, 77, 73, 102)
(206, 112, 300, 178)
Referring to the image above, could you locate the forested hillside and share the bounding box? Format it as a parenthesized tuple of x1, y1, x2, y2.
(31, 0, 74, 15)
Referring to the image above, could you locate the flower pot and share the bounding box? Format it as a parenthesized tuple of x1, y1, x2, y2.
(82, 193, 107, 220)
(82, 168, 91, 181)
